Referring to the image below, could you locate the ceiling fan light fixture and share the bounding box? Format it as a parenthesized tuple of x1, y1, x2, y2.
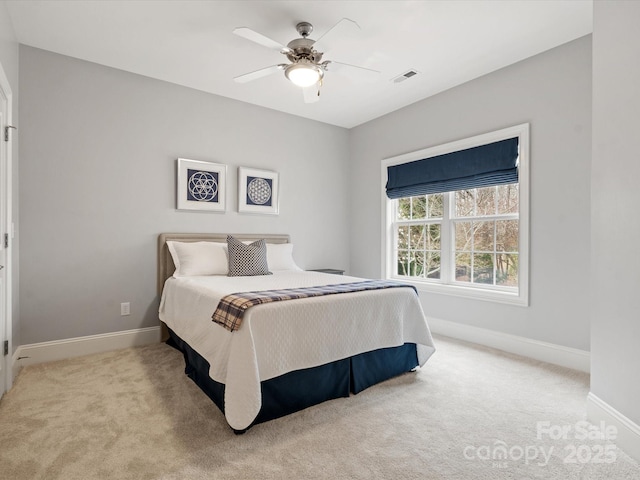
(285, 62, 323, 87)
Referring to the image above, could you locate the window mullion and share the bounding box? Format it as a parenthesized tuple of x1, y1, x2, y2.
(493, 220, 497, 286)
(392, 200, 399, 278)
(440, 192, 453, 284)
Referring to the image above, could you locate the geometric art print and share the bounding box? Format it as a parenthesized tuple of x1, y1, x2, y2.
(246, 176, 272, 206)
(177, 158, 226, 212)
(238, 167, 279, 215)
(187, 169, 219, 203)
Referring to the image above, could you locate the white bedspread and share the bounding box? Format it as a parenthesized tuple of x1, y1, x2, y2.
(159, 271, 435, 430)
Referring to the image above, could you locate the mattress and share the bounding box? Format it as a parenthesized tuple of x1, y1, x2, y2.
(159, 270, 435, 430)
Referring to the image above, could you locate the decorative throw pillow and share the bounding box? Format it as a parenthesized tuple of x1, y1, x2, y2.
(227, 236, 272, 277)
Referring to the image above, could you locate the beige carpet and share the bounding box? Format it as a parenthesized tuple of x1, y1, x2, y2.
(1, 335, 639, 479)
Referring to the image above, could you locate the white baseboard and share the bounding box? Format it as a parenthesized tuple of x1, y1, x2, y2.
(13, 326, 162, 369)
(427, 317, 590, 373)
(587, 392, 640, 462)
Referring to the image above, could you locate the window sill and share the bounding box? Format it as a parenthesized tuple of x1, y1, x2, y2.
(389, 277, 528, 306)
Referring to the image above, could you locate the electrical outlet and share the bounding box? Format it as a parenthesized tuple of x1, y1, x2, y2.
(120, 302, 130, 316)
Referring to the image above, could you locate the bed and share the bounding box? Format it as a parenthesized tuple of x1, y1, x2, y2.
(158, 233, 435, 432)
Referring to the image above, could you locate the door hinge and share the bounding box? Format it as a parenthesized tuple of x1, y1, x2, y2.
(3, 340, 7, 356)
(3, 233, 7, 248)
(4, 125, 17, 142)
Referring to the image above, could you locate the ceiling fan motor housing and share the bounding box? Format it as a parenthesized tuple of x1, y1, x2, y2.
(285, 37, 323, 63)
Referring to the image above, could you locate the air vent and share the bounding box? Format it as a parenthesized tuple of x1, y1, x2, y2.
(392, 69, 419, 83)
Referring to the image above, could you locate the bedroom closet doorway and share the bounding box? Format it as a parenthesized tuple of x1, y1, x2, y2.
(0, 62, 13, 399)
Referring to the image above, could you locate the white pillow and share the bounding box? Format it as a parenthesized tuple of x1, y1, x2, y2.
(266, 243, 303, 271)
(167, 241, 228, 277)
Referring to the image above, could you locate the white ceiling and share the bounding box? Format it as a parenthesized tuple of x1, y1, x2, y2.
(6, 0, 593, 129)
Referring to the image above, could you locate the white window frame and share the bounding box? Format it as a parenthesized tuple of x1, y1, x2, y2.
(381, 124, 529, 306)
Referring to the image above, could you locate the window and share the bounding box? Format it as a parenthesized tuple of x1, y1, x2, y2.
(395, 185, 518, 286)
(452, 185, 519, 287)
(396, 194, 443, 279)
(382, 124, 529, 306)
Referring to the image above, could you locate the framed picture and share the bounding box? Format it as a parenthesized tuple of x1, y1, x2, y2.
(177, 158, 226, 212)
(238, 167, 279, 215)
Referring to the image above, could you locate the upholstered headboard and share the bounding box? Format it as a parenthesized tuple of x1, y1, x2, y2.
(157, 233, 290, 296)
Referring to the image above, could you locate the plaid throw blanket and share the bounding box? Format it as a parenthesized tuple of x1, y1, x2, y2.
(212, 280, 417, 332)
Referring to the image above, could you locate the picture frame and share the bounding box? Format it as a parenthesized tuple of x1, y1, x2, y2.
(238, 167, 279, 215)
(176, 158, 226, 212)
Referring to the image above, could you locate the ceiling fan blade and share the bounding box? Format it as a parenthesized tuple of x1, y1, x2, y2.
(312, 18, 360, 53)
(303, 84, 320, 104)
(234, 64, 285, 83)
(324, 60, 380, 82)
(233, 27, 292, 54)
(325, 60, 379, 74)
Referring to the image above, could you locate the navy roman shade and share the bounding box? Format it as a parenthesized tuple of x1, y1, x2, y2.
(385, 137, 519, 199)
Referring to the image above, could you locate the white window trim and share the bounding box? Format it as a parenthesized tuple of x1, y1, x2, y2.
(381, 123, 530, 306)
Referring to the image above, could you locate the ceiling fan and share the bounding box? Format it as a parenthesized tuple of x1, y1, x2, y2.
(233, 18, 379, 103)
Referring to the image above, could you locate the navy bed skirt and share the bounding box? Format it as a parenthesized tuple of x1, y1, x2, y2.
(167, 328, 418, 432)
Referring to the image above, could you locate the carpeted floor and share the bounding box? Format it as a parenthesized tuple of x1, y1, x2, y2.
(1, 334, 638, 479)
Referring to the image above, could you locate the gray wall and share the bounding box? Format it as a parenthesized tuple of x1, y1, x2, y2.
(591, 1, 640, 426)
(0, 0, 19, 352)
(19, 46, 350, 344)
(349, 36, 592, 351)
(16, 36, 597, 353)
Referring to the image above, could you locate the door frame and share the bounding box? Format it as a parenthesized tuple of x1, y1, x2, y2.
(0, 60, 14, 394)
